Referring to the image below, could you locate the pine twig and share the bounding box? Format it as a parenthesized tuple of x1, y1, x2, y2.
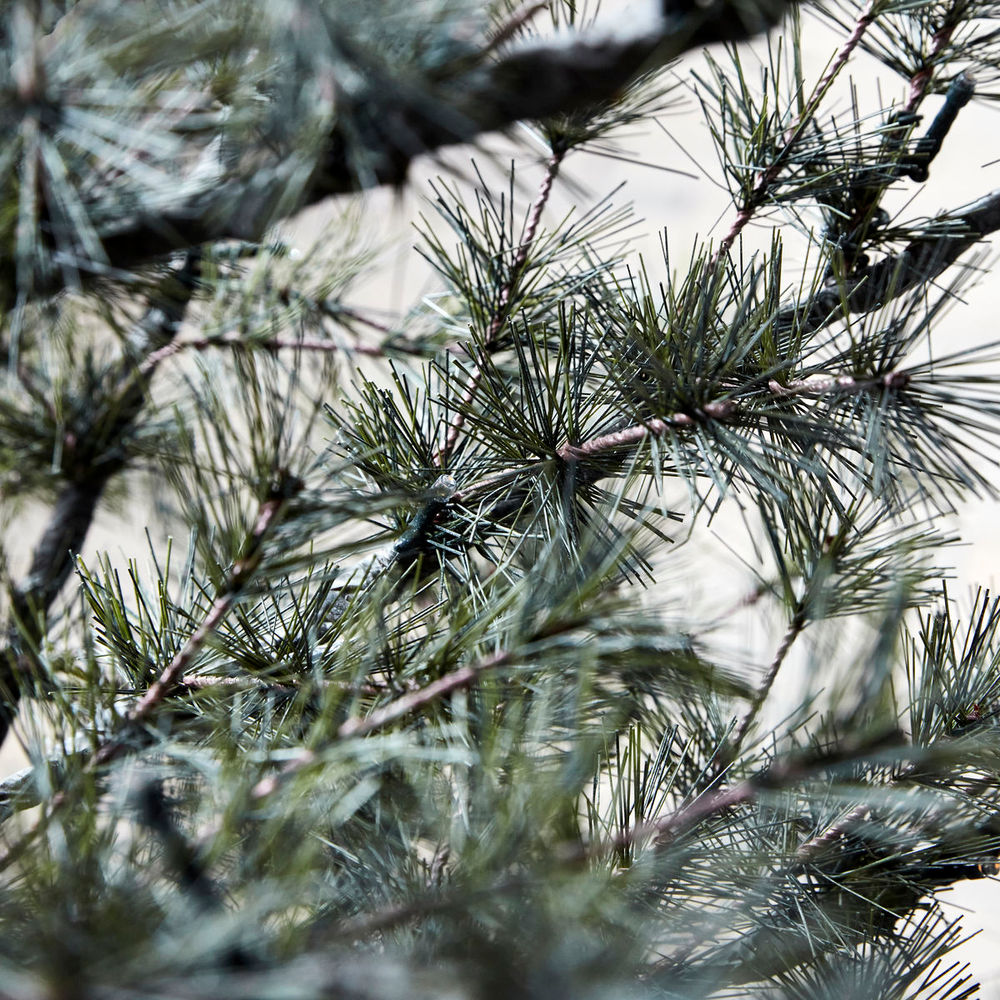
(729, 607, 807, 754)
(139, 332, 386, 375)
(339, 365, 915, 578)
(0, 473, 305, 872)
(553, 402, 738, 465)
(250, 649, 512, 799)
(435, 147, 566, 468)
(709, 0, 879, 269)
(903, 14, 963, 115)
(336, 649, 511, 741)
(92, 474, 302, 768)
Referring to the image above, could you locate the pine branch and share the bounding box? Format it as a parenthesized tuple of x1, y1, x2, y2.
(903, 7, 967, 114)
(778, 187, 1000, 336)
(709, 0, 880, 268)
(251, 648, 513, 799)
(336, 361, 930, 586)
(5, 4, 1000, 994)
(435, 147, 566, 468)
(0, 472, 304, 867)
(140, 331, 387, 371)
(92, 471, 303, 768)
(815, 3, 979, 280)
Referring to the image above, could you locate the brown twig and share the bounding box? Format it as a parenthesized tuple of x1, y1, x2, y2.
(709, 0, 878, 269)
(251, 649, 512, 799)
(903, 18, 960, 115)
(443, 367, 913, 508)
(337, 649, 510, 740)
(549, 368, 909, 466)
(553, 401, 738, 465)
(139, 332, 387, 376)
(434, 148, 566, 468)
(92, 476, 301, 769)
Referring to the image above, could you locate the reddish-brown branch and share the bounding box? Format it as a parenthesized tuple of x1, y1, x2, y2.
(768, 370, 910, 397)
(139, 331, 390, 375)
(90, 482, 299, 769)
(131, 492, 292, 725)
(794, 802, 870, 862)
(620, 781, 757, 853)
(710, 0, 878, 268)
(251, 649, 512, 799)
(434, 148, 566, 469)
(338, 649, 511, 740)
(567, 754, 814, 864)
(554, 401, 739, 464)
(904, 20, 959, 114)
(447, 367, 911, 507)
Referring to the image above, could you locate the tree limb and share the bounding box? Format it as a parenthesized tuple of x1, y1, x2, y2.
(777, 188, 1000, 337)
(4, 0, 800, 302)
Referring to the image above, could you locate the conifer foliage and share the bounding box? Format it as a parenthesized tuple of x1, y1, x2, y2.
(3, 0, 1000, 996)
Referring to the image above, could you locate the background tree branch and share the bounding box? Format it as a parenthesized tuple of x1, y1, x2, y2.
(1, 253, 200, 743)
(0, 0, 800, 304)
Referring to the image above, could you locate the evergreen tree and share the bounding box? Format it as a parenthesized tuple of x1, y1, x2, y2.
(2, 0, 1000, 996)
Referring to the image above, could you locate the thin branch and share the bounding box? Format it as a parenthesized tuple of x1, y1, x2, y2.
(335, 365, 915, 582)
(729, 606, 807, 753)
(768, 370, 911, 397)
(793, 802, 870, 863)
(337, 649, 510, 740)
(553, 402, 738, 465)
(709, 0, 879, 268)
(435, 147, 566, 468)
(0, 253, 200, 745)
(251, 649, 512, 799)
(903, 14, 962, 115)
(686, 608, 807, 793)
(547, 369, 906, 466)
(139, 332, 385, 375)
(92, 476, 302, 768)
(599, 778, 760, 859)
